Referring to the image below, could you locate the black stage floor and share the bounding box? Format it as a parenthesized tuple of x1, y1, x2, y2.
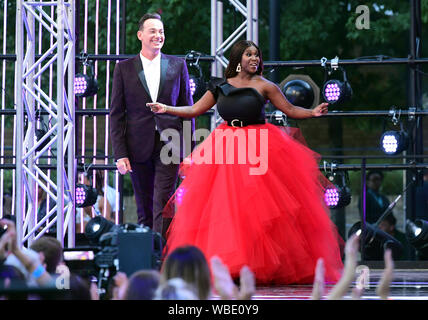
(248, 269, 428, 300)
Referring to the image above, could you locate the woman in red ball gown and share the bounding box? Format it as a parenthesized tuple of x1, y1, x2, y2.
(147, 40, 343, 284)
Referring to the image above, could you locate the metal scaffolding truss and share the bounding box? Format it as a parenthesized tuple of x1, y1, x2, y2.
(210, 0, 258, 128)
(15, 0, 75, 247)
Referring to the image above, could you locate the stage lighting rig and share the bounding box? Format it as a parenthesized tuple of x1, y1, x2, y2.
(323, 162, 351, 209)
(406, 219, 428, 260)
(84, 215, 116, 245)
(75, 52, 98, 98)
(348, 221, 403, 261)
(268, 110, 288, 126)
(380, 108, 409, 155)
(185, 50, 206, 100)
(349, 177, 414, 260)
(321, 56, 352, 105)
(75, 183, 98, 208)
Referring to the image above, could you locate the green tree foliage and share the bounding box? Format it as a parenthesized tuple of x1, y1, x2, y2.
(1, 1, 427, 196)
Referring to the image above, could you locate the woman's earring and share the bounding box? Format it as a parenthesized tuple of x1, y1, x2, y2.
(236, 63, 241, 73)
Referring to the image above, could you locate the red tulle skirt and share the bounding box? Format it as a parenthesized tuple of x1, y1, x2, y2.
(163, 123, 344, 284)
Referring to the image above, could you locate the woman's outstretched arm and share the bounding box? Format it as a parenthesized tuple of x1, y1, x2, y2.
(147, 91, 216, 118)
(265, 80, 328, 119)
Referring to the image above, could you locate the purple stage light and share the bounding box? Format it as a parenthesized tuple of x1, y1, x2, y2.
(322, 76, 352, 105)
(75, 184, 98, 208)
(176, 187, 185, 205)
(188, 73, 205, 99)
(74, 76, 88, 95)
(74, 73, 98, 97)
(189, 77, 196, 96)
(324, 187, 340, 208)
(76, 186, 86, 205)
(324, 82, 341, 102)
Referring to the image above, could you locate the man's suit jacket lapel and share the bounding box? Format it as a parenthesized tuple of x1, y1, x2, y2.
(133, 55, 150, 99)
(133, 54, 169, 102)
(158, 54, 169, 99)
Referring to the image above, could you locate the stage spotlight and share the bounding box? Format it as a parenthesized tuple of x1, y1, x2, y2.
(75, 184, 98, 208)
(348, 221, 403, 260)
(406, 219, 428, 259)
(322, 67, 352, 105)
(380, 130, 409, 155)
(74, 74, 98, 97)
(84, 215, 115, 245)
(324, 187, 340, 207)
(189, 74, 205, 100)
(75, 52, 98, 98)
(185, 50, 206, 101)
(324, 185, 351, 209)
(324, 171, 351, 209)
(279, 75, 320, 109)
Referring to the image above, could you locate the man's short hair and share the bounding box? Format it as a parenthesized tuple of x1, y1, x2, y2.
(30, 236, 63, 274)
(381, 213, 397, 226)
(138, 13, 162, 31)
(367, 170, 384, 181)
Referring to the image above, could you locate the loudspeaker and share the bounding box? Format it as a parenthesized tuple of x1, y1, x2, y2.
(117, 231, 157, 276)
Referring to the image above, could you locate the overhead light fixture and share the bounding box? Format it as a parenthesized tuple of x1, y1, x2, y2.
(380, 110, 409, 155)
(189, 74, 205, 99)
(323, 169, 351, 209)
(185, 50, 206, 100)
(322, 66, 352, 105)
(406, 219, 428, 259)
(75, 183, 98, 208)
(348, 221, 404, 260)
(380, 129, 409, 155)
(279, 74, 320, 109)
(75, 52, 98, 98)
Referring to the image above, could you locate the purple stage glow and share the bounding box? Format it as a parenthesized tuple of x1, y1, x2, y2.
(189, 78, 196, 96)
(76, 186, 86, 205)
(324, 187, 340, 207)
(176, 187, 185, 205)
(324, 82, 341, 102)
(74, 76, 88, 95)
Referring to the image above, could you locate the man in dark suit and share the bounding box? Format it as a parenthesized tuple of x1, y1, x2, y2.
(358, 170, 391, 224)
(110, 13, 194, 236)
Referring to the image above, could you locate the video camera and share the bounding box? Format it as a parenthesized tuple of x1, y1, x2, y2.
(65, 217, 164, 299)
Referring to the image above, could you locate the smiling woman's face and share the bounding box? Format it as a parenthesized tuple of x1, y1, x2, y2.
(240, 46, 260, 74)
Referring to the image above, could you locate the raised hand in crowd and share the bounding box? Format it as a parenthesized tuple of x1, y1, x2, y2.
(376, 249, 394, 300)
(327, 233, 360, 300)
(210, 255, 255, 300)
(0, 219, 53, 287)
(311, 258, 325, 300)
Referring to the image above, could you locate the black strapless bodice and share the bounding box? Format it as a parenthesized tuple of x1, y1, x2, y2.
(208, 79, 266, 124)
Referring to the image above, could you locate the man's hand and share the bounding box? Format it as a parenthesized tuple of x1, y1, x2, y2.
(116, 158, 132, 175)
